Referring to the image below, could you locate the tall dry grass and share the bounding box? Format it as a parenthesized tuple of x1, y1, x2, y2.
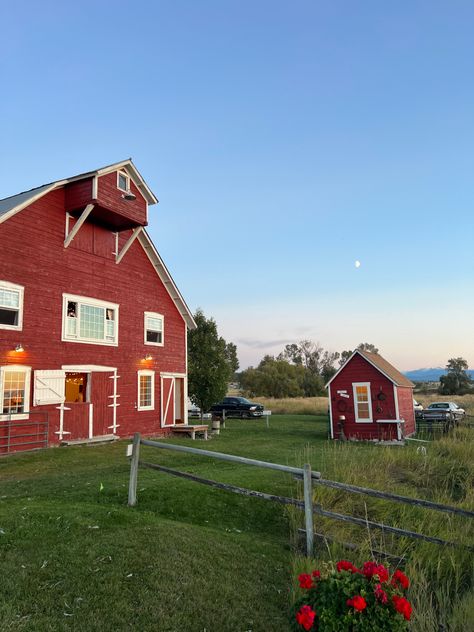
(252, 396, 329, 415)
(290, 427, 474, 630)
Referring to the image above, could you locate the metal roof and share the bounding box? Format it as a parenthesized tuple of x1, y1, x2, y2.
(0, 184, 55, 219)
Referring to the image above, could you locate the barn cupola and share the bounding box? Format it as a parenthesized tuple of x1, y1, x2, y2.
(63, 159, 158, 232)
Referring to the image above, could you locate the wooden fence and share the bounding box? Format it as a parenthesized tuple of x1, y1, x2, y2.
(127, 433, 474, 557)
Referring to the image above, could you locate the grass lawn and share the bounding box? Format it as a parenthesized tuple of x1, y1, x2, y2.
(1, 415, 472, 631)
(0, 415, 327, 632)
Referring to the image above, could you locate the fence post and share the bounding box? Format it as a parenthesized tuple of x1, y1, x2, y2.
(303, 463, 314, 557)
(128, 432, 141, 507)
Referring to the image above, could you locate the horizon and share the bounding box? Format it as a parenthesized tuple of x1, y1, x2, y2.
(1, 1, 473, 372)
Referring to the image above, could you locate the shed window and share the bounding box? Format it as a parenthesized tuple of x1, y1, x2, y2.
(138, 371, 154, 410)
(144, 312, 164, 346)
(117, 171, 129, 192)
(63, 294, 118, 346)
(353, 383, 372, 422)
(0, 366, 31, 419)
(0, 281, 24, 330)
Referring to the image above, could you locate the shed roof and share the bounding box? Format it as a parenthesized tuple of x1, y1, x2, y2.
(326, 350, 415, 388)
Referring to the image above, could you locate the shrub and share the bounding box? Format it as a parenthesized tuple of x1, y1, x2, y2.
(291, 561, 412, 631)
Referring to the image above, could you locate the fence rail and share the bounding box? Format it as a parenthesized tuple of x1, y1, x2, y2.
(127, 433, 473, 557)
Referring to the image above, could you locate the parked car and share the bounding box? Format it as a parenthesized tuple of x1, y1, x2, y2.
(210, 396, 264, 418)
(187, 398, 211, 420)
(413, 398, 424, 420)
(422, 401, 465, 424)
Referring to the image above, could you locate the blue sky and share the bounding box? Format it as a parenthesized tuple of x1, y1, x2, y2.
(1, 1, 473, 369)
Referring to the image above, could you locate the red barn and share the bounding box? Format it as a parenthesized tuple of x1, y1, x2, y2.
(0, 160, 196, 454)
(326, 350, 415, 441)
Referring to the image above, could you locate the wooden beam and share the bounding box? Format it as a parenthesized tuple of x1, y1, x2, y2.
(64, 204, 94, 248)
(116, 226, 143, 264)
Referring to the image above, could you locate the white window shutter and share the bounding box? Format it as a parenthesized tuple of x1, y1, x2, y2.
(34, 370, 66, 405)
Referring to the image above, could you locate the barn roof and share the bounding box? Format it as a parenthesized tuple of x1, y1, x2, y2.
(326, 350, 415, 388)
(0, 159, 158, 225)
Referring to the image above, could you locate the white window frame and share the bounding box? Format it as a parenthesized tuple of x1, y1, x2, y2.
(138, 370, 155, 411)
(0, 365, 31, 421)
(117, 170, 130, 192)
(144, 311, 164, 347)
(352, 382, 373, 423)
(0, 281, 24, 331)
(62, 293, 119, 347)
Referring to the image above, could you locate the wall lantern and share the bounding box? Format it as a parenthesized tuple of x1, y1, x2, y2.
(143, 354, 152, 361)
(15, 344, 24, 352)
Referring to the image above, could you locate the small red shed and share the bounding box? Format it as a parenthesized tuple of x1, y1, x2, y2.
(326, 350, 415, 441)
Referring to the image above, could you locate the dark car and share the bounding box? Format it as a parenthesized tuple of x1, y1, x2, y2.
(210, 396, 264, 418)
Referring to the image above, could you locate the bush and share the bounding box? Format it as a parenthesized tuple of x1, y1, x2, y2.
(291, 561, 412, 631)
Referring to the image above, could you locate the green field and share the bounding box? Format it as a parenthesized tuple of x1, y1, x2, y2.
(0, 415, 472, 631)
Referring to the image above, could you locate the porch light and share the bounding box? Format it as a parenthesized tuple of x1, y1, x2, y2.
(122, 190, 136, 201)
(144, 354, 152, 361)
(15, 344, 24, 352)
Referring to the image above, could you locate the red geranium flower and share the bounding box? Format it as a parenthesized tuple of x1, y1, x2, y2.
(337, 560, 359, 574)
(391, 569, 410, 590)
(312, 570, 321, 579)
(298, 573, 313, 590)
(374, 583, 388, 604)
(347, 595, 367, 612)
(362, 561, 389, 582)
(296, 605, 316, 630)
(393, 595, 412, 621)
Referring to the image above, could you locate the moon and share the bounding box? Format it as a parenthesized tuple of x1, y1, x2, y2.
(354, 260, 361, 268)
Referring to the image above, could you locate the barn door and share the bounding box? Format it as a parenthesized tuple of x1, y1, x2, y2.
(161, 376, 175, 427)
(90, 372, 114, 436)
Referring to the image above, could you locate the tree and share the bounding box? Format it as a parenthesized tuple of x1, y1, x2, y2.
(338, 343, 379, 367)
(239, 356, 325, 398)
(439, 357, 472, 395)
(187, 309, 236, 420)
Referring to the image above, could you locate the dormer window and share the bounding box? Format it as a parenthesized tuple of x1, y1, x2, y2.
(117, 171, 130, 192)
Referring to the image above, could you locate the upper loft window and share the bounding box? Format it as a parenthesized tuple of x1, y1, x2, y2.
(63, 293, 119, 346)
(0, 281, 24, 330)
(144, 312, 164, 346)
(117, 171, 130, 192)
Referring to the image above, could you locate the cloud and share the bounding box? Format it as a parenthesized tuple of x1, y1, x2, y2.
(236, 337, 292, 350)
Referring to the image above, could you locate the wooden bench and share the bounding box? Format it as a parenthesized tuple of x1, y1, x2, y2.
(171, 425, 208, 440)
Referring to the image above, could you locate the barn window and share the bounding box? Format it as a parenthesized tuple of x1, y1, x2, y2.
(0, 366, 31, 420)
(0, 281, 24, 330)
(353, 382, 373, 422)
(117, 171, 130, 192)
(138, 371, 154, 411)
(62, 294, 119, 346)
(144, 312, 164, 346)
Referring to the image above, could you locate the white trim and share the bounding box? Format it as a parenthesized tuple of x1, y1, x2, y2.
(160, 375, 175, 426)
(89, 403, 94, 439)
(116, 227, 143, 264)
(108, 370, 119, 433)
(352, 382, 373, 423)
(0, 365, 31, 421)
(33, 370, 66, 406)
(0, 183, 57, 226)
(144, 311, 164, 347)
(92, 175, 98, 199)
(61, 294, 119, 347)
(117, 170, 130, 193)
(326, 350, 414, 388)
(328, 384, 334, 439)
(64, 204, 94, 248)
(0, 280, 24, 331)
(184, 325, 188, 426)
(393, 385, 400, 420)
(61, 364, 117, 372)
(160, 372, 186, 378)
(137, 370, 155, 411)
(138, 230, 196, 330)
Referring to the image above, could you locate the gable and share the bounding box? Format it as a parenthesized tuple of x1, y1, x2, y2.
(326, 350, 414, 388)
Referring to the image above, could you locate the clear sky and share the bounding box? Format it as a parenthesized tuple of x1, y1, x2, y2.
(1, 1, 473, 370)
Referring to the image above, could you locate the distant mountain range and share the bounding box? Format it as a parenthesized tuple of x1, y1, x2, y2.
(403, 368, 474, 382)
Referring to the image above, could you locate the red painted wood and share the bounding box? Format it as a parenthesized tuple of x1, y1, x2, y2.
(329, 354, 412, 441)
(0, 185, 186, 451)
(97, 172, 147, 226)
(90, 372, 114, 437)
(65, 178, 93, 211)
(397, 386, 415, 436)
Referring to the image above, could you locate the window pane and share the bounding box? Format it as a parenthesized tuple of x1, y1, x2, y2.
(118, 173, 128, 190)
(139, 375, 152, 407)
(357, 403, 370, 419)
(0, 308, 18, 326)
(147, 317, 162, 331)
(2, 370, 26, 414)
(0, 289, 19, 308)
(67, 316, 77, 336)
(80, 304, 105, 340)
(106, 319, 115, 340)
(146, 330, 162, 344)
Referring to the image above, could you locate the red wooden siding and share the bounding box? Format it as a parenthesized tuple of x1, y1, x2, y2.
(0, 186, 186, 449)
(329, 354, 406, 441)
(397, 386, 415, 436)
(97, 172, 147, 226)
(65, 178, 93, 211)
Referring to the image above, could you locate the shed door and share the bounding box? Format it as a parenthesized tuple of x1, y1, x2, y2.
(161, 377, 175, 427)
